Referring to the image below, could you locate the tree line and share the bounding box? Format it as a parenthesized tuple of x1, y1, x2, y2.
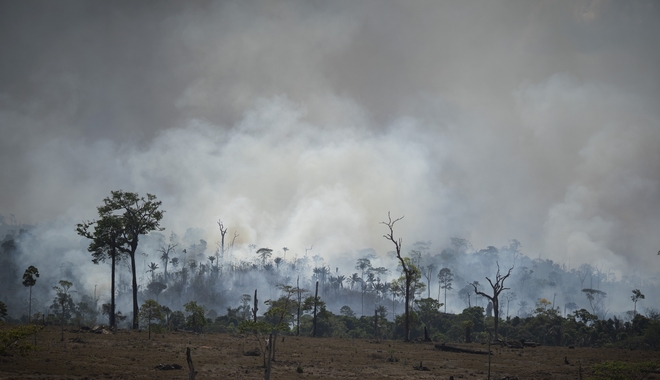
(1, 190, 659, 352)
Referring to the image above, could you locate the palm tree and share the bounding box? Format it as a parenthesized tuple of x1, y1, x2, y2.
(350, 273, 361, 291)
(437, 267, 453, 313)
(256, 248, 273, 267)
(336, 274, 346, 289)
(274, 257, 283, 272)
(158, 241, 177, 282)
(146, 262, 159, 283)
(22, 266, 39, 322)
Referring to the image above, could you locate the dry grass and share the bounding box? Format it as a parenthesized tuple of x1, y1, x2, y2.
(0, 326, 658, 379)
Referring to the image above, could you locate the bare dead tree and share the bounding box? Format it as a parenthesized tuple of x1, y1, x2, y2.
(381, 212, 412, 341)
(217, 220, 227, 266)
(252, 289, 258, 323)
(470, 262, 513, 340)
(229, 231, 239, 261)
(312, 281, 319, 337)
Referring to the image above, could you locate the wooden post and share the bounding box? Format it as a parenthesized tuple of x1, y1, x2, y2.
(186, 347, 197, 380)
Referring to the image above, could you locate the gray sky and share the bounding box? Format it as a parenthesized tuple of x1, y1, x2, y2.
(1, 1, 659, 276)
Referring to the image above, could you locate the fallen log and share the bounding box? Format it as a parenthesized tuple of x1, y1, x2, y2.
(155, 363, 182, 370)
(434, 343, 492, 355)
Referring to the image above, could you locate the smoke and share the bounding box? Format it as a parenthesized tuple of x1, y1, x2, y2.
(1, 0, 660, 313)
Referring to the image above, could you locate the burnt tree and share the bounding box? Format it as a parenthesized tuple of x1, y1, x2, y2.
(382, 212, 412, 341)
(470, 262, 513, 340)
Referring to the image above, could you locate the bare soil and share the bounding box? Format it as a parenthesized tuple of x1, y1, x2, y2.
(1, 326, 658, 379)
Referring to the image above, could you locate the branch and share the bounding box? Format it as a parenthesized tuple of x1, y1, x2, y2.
(470, 282, 494, 302)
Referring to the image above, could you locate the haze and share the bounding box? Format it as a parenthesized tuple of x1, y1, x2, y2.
(1, 1, 659, 287)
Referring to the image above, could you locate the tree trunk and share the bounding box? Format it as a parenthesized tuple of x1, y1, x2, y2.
(404, 276, 411, 342)
(296, 277, 301, 336)
(110, 251, 116, 329)
(493, 299, 499, 339)
(312, 281, 319, 337)
(28, 286, 32, 323)
(60, 299, 65, 342)
(164, 259, 168, 283)
(130, 251, 139, 329)
(271, 331, 278, 362)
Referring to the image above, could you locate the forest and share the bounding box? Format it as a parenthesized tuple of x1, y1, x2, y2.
(1, 191, 659, 352)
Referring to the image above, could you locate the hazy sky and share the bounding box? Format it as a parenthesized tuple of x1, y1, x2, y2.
(1, 1, 659, 277)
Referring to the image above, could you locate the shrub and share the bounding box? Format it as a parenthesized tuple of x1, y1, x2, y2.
(589, 360, 658, 380)
(0, 324, 43, 356)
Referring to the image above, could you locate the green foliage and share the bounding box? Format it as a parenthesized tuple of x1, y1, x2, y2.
(184, 301, 206, 332)
(170, 310, 185, 330)
(415, 297, 443, 322)
(573, 309, 599, 325)
(0, 324, 43, 356)
(22, 266, 39, 288)
(82, 190, 165, 330)
(267, 289, 298, 328)
(74, 297, 99, 327)
(51, 280, 75, 323)
(237, 320, 273, 335)
(589, 360, 658, 380)
(147, 282, 167, 300)
(340, 305, 355, 318)
(139, 299, 164, 338)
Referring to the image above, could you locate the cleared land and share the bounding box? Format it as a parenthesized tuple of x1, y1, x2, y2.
(1, 326, 658, 379)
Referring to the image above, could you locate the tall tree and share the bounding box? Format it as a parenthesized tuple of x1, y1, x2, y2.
(423, 263, 436, 299)
(437, 267, 453, 313)
(257, 248, 273, 268)
(96, 190, 164, 329)
(503, 292, 517, 319)
(381, 212, 413, 341)
(470, 262, 513, 340)
(146, 262, 159, 283)
(355, 257, 372, 315)
(77, 214, 126, 329)
(217, 220, 227, 265)
(158, 238, 177, 282)
(631, 289, 645, 316)
(582, 288, 607, 317)
(53, 280, 73, 341)
(22, 266, 39, 323)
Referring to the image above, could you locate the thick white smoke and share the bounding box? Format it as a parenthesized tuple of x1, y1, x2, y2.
(1, 1, 659, 300)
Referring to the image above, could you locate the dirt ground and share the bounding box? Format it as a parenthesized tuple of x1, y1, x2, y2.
(1, 326, 659, 379)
